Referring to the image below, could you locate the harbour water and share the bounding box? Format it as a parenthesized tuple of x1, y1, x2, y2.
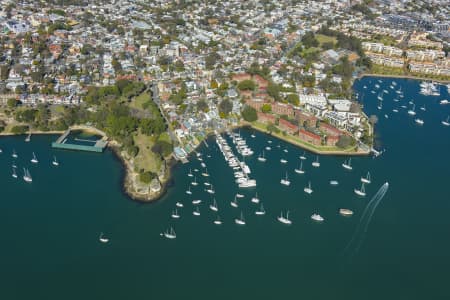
(1, 77, 450, 299)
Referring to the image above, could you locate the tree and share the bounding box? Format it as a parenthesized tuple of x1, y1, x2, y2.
(286, 94, 299, 106)
(266, 122, 280, 134)
(301, 32, 319, 48)
(210, 79, 218, 89)
(219, 99, 233, 116)
(261, 103, 272, 113)
(241, 106, 257, 122)
(237, 80, 256, 91)
(197, 99, 209, 112)
(336, 135, 355, 149)
(140, 171, 156, 184)
(7, 98, 17, 108)
(267, 82, 281, 101)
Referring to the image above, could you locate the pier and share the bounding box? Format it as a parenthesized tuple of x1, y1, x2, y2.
(52, 129, 108, 152)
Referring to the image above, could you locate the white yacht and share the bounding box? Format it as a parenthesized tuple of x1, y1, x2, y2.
(280, 158, 288, 164)
(185, 186, 192, 195)
(300, 151, 307, 160)
(12, 168, 18, 178)
(12, 149, 18, 158)
(407, 104, 416, 116)
(193, 207, 201, 216)
(251, 134, 256, 138)
(52, 156, 59, 166)
(99, 232, 110, 243)
(257, 151, 266, 162)
(312, 156, 320, 167)
(304, 181, 313, 194)
(442, 116, 450, 126)
(329, 180, 339, 186)
(176, 202, 184, 208)
(231, 196, 239, 208)
(415, 118, 424, 125)
(200, 162, 206, 168)
(420, 105, 426, 111)
(277, 211, 292, 225)
(354, 183, 366, 197)
(255, 204, 265, 215)
(30, 152, 38, 164)
(187, 169, 193, 177)
(213, 216, 222, 225)
(191, 177, 198, 186)
(440, 99, 449, 105)
(361, 171, 371, 184)
(236, 193, 244, 198)
(342, 158, 352, 170)
(265, 146, 271, 151)
(192, 199, 202, 205)
(206, 184, 215, 194)
(294, 161, 305, 174)
(251, 192, 260, 204)
(283, 149, 288, 153)
(311, 214, 324, 222)
(280, 172, 290, 186)
(234, 211, 246, 225)
(163, 227, 176, 239)
(171, 209, 180, 219)
(209, 198, 218, 212)
(339, 209, 354, 217)
(392, 109, 399, 113)
(23, 168, 32, 183)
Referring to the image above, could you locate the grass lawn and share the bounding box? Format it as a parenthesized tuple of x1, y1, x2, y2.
(129, 92, 152, 111)
(133, 132, 162, 173)
(158, 132, 171, 143)
(316, 34, 337, 46)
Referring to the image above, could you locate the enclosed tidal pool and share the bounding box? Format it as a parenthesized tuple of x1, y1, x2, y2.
(1, 77, 450, 300)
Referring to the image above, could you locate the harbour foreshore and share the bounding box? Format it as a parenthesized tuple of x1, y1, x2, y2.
(358, 73, 450, 84)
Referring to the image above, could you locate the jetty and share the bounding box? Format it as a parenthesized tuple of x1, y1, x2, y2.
(52, 129, 108, 152)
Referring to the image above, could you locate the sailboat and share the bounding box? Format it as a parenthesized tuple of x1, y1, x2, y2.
(257, 151, 266, 162)
(230, 195, 239, 208)
(193, 207, 201, 216)
(99, 232, 110, 243)
(176, 202, 184, 208)
(354, 182, 366, 197)
(311, 214, 324, 222)
(280, 158, 288, 164)
(294, 161, 305, 174)
(191, 176, 198, 186)
(251, 192, 260, 203)
(185, 186, 192, 195)
(213, 216, 222, 225)
(163, 227, 176, 239)
(52, 156, 59, 166)
(30, 152, 38, 164)
(377, 91, 383, 101)
(209, 198, 218, 211)
(255, 204, 266, 215)
(300, 151, 306, 160)
(23, 168, 32, 183)
(12, 149, 18, 158)
(407, 104, 416, 116)
(361, 171, 371, 184)
(201, 168, 209, 177)
(234, 211, 246, 225)
(280, 172, 290, 186)
(442, 116, 450, 126)
(206, 184, 215, 194)
(420, 104, 426, 111)
(304, 181, 313, 194)
(377, 99, 383, 110)
(192, 199, 202, 205)
(12, 168, 18, 178)
(187, 169, 193, 177)
(312, 156, 320, 167)
(415, 118, 424, 125)
(283, 148, 288, 153)
(171, 209, 180, 219)
(25, 133, 31, 142)
(277, 211, 292, 225)
(342, 158, 352, 170)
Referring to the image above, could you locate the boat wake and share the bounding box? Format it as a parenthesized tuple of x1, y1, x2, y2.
(343, 182, 389, 260)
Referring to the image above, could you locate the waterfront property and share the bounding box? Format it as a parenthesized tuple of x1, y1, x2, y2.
(51, 129, 108, 153)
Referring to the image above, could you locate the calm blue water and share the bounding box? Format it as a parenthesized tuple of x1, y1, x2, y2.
(0, 77, 449, 299)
